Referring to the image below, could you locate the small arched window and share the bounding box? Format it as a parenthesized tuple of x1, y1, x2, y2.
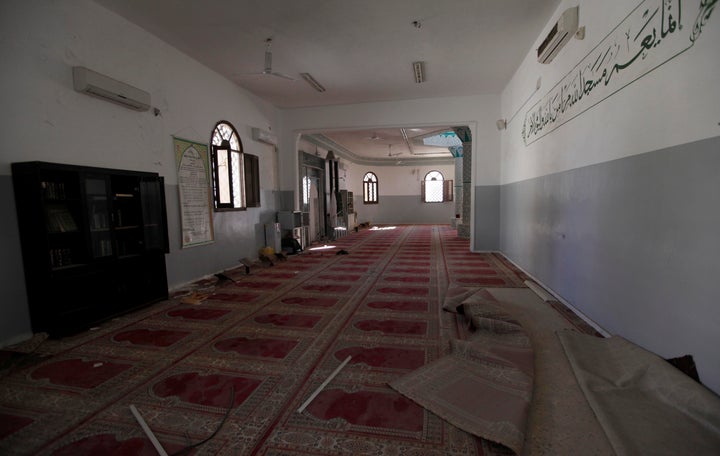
(422, 170, 453, 203)
(363, 172, 378, 204)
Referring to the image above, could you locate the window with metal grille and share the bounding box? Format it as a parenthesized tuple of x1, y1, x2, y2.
(363, 172, 378, 204)
(210, 121, 260, 210)
(302, 176, 311, 206)
(421, 170, 453, 203)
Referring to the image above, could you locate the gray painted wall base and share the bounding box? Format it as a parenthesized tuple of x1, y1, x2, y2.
(165, 187, 281, 287)
(473, 185, 500, 250)
(278, 190, 295, 211)
(499, 135, 720, 394)
(0, 176, 32, 345)
(353, 195, 453, 225)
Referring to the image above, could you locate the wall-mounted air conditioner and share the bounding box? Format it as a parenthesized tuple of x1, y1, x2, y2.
(537, 6, 579, 64)
(252, 127, 278, 146)
(72, 66, 151, 111)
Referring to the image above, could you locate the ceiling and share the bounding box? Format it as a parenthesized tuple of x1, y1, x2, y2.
(305, 126, 464, 165)
(93, 0, 561, 161)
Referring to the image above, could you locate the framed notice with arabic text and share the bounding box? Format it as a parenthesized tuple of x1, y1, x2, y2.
(173, 136, 214, 248)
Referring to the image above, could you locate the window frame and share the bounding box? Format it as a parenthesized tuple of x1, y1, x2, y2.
(244, 153, 261, 208)
(362, 171, 379, 204)
(421, 170, 453, 203)
(209, 120, 261, 211)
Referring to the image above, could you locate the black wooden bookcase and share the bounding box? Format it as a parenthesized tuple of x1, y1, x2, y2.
(12, 161, 170, 336)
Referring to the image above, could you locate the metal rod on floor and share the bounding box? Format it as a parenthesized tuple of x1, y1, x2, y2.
(130, 404, 169, 456)
(297, 355, 352, 414)
(524, 280, 554, 302)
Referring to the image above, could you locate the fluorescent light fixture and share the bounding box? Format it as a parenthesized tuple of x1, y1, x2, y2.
(300, 73, 326, 92)
(370, 226, 397, 231)
(412, 61, 425, 83)
(496, 119, 507, 130)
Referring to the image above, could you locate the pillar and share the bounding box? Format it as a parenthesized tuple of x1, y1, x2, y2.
(453, 126, 471, 239)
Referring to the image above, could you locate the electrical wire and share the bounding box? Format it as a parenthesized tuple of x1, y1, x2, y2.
(170, 385, 236, 456)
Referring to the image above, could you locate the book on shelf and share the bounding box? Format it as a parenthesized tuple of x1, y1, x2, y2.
(45, 205, 78, 232)
(40, 181, 67, 200)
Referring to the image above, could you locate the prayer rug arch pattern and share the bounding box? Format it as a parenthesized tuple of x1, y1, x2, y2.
(2, 226, 536, 455)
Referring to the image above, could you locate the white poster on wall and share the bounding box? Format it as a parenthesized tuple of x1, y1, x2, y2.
(173, 136, 215, 248)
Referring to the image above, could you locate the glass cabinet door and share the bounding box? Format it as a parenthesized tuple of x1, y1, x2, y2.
(39, 169, 85, 269)
(84, 176, 114, 258)
(140, 176, 169, 252)
(111, 175, 142, 257)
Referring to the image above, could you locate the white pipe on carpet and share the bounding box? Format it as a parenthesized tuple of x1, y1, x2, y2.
(297, 356, 352, 413)
(130, 404, 169, 456)
(524, 280, 554, 302)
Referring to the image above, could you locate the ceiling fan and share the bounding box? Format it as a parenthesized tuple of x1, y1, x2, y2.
(239, 38, 295, 81)
(365, 132, 384, 141)
(387, 144, 403, 157)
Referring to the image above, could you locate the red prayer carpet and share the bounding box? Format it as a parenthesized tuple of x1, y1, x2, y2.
(0, 225, 541, 455)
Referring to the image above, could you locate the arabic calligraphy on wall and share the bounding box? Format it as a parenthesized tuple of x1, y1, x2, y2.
(522, 0, 717, 146)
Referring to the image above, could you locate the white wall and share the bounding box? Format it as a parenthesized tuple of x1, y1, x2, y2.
(346, 162, 456, 225)
(500, 0, 720, 393)
(280, 95, 501, 187)
(298, 137, 457, 225)
(501, 0, 720, 184)
(280, 95, 502, 243)
(0, 0, 279, 181)
(297, 139, 456, 196)
(345, 163, 455, 197)
(0, 0, 281, 345)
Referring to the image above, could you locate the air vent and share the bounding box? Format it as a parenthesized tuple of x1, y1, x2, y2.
(251, 127, 278, 146)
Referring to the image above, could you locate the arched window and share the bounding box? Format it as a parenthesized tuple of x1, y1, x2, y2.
(363, 172, 378, 204)
(422, 170, 453, 203)
(210, 121, 260, 210)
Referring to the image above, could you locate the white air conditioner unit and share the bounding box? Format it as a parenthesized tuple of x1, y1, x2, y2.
(252, 127, 278, 146)
(537, 6, 579, 64)
(72, 66, 151, 111)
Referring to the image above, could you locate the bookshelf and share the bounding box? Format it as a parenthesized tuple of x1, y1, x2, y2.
(12, 161, 169, 336)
